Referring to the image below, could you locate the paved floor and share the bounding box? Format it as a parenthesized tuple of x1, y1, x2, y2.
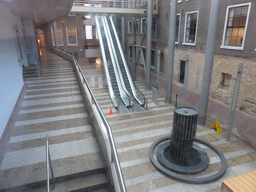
(1, 51, 256, 191)
(82, 61, 256, 192)
(0, 51, 105, 190)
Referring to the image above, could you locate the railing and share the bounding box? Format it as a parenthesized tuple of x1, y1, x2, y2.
(73, 0, 148, 9)
(46, 136, 55, 192)
(51, 47, 126, 192)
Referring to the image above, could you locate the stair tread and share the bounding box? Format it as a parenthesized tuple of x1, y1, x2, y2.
(27, 173, 108, 192)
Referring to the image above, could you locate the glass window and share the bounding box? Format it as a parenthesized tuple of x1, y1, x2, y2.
(141, 18, 147, 34)
(57, 27, 63, 46)
(175, 14, 181, 43)
(129, 46, 132, 59)
(151, 50, 155, 68)
(51, 27, 63, 46)
(221, 3, 251, 49)
(85, 25, 93, 40)
(128, 20, 132, 34)
(152, 18, 157, 40)
(140, 48, 146, 65)
(66, 27, 78, 46)
(184, 11, 198, 45)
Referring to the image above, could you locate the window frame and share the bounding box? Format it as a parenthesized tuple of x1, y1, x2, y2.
(66, 26, 78, 46)
(182, 10, 199, 46)
(220, 2, 251, 51)
(175, 13, 181, 44)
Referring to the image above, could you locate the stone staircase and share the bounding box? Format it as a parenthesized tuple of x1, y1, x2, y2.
(0, 52, 110, 192)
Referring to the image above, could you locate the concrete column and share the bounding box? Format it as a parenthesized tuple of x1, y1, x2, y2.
(146, 0, 153, 90)
(53, 20, 59, 48)
(198, 0, 221, 125)
(165, 0, 177, 103)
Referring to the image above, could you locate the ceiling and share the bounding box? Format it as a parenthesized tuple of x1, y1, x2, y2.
(1, 0, 72, 27)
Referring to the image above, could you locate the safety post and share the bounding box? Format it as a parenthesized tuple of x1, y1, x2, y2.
(226, 63, 243, 141)
(182, 55, 189, 106)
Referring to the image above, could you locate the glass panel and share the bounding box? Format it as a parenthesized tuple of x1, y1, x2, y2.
(57, 28, 63, 45)
(229, 8, 235, 18)
(241, 6, 248, 15)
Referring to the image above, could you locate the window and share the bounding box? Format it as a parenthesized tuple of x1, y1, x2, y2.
(135, 19, 139, 32)
(152, 18, 157, 40)
(175, 14, 181, 44)
(57, 27, 63, 46)
(183, 11, 199, 45)
(66, 27, 78, 46)
(221, 3, 251, 50)
(141, 18, 147, 34)
(140, 48, 146, 65)
(51, 27, 63, 46)
(85, 25, 93, 39)
(51, 27, 55, 46)
(179, 60, 186, 83)
(128, 20, 132, 34)
(151, 50, 155, 68)
(129, 45, 132, 59)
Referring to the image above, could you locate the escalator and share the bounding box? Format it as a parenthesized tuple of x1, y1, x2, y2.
(104, 16, 145, 107)
(95, 16, 131, 108)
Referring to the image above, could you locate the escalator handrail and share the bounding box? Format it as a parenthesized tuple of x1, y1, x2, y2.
(95, 16, 118, 108)
(101, 16, 131, 107)
(109, 16, 145, 106)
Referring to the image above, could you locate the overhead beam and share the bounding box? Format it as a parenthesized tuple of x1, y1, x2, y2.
(70, 6, 158, 16)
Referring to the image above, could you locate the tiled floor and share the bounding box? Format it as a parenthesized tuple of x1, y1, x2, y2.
(1, 51, 256, 191)
(82, 62, 256, 192)
(0, 51, 106, 191)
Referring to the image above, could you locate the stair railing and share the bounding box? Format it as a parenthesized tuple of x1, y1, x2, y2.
(50, 47, 126, 192)
(46, 136, 55, 192)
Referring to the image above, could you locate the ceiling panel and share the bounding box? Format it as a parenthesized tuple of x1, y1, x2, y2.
(1, 0, 72, 27)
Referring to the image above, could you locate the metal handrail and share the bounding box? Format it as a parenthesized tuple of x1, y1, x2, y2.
(46, 136, 55, 192)
(51, 47, 126, 192)
(101, 16, 131, 107)
(109, 16, 146, 106)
